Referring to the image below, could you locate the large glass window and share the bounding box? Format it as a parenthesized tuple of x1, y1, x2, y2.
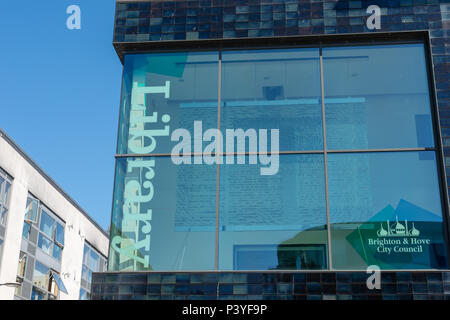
(39, 210, 55, 238)
(31, 261, 64, 300)
(116, 52, 219, 155)
(323, 44, 434, 150)
(329, 151, 447, 269)
(109, 157, 216, 271)
(221, 49, 323, 151)
(35, 205, 65, 261)
(219, 154, 328, 270)
(110, 43, 449, 271)
(22, 194, 40, 240)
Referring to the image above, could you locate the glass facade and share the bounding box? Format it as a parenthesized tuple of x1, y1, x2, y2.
(109, 43, 449, 271)
(16, 194, 67, 300)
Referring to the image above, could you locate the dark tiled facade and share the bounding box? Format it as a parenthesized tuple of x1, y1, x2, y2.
(92, 271, 450, 300)
(114, 0, 448, 42)
(103, 0, 450, 300)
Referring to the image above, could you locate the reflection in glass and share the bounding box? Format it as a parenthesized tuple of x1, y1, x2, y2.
(22, 222, 31, 240)
(109, 157, 216, 271)
(51, 272, 67, 294)
(38, 234, 52, 255)
(83, 245, 89, 265)
(219, 154, 328, 270)
(82, 265, 89, 281)
(0, 207, 7, 225)
(323, 44, 435, 150)
(110, 45, 448, 272)
(33, 261, 50, 289)
(79, 288, 88, 300)
(221, 48, 323, 151)
(89, 250, 99, 271)
(2, 181, 10, 205)
(39, 210, 55, 238)
(52, 244, 62, 261)
(117, 52, 219, 155)
(31, 287, 45, 300)
(25, 197, 39, 223)
(328, 151, 447, 269)
(55, 223, 64, 246)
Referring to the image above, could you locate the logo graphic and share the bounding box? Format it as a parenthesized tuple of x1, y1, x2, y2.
(376, 216, 420, 237)
(346, 200, 445, 269)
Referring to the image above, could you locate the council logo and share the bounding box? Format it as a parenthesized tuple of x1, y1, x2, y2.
(376, 217, 420, 237)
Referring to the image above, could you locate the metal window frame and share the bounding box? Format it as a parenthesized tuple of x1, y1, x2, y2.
(31, 260, 64, 299)
(37, 205, 65, 262)
(24, 195, 40, 224)
(110, 30, 450, 271)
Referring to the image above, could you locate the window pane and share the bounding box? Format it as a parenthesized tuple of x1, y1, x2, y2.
(52, 244, 62, 261)
(221, 48, 323, 151)
(25, 197, 39, 223)
(87, 269, 92, 283)
(117, 52, 219, 155)
(22, 222, 31, 240)
(0, 206, 7, 225)
(31, 287, 46, 300)
(89, 250, 99, 271)
(83, 244, 89, 265)
(328, 151, 448, 269)
(33, 261, 50, 289)
(2, 181, 10, 206)
(17, 252, 26, 277)
(55, 223, 64, 246)
(0, 175, 4, 197)
(219, 154, 328, 270)
(0, 175, 5, 206)
(82, 265, 89, 281)
(39, 210, 55, 238)
(109, 156, 216, 271)
(38, 234, 52, 255)
(51, 271, 68, 294)
(323, 44, 434, 149)
(79, 288, 87, 300)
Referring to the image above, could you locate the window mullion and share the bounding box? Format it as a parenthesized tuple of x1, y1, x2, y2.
(215, 51, 222, 271)
(319, 46, 333, 270)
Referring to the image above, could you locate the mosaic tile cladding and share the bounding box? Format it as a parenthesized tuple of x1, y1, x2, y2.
(91, 271, 450, 300)
(112, 0, 450, 191)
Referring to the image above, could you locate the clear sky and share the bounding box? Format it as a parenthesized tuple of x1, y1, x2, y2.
(0, 1, 121, 230)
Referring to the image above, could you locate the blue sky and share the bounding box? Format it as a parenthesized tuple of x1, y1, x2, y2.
(0, 1, 121, 230)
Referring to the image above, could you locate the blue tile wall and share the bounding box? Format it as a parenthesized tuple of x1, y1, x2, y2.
(91, 271, 450, 300)
(114, 1, 448, 42)
(113, 0, 450, 198)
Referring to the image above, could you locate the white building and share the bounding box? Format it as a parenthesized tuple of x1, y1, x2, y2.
(0, 128, 109, 300)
